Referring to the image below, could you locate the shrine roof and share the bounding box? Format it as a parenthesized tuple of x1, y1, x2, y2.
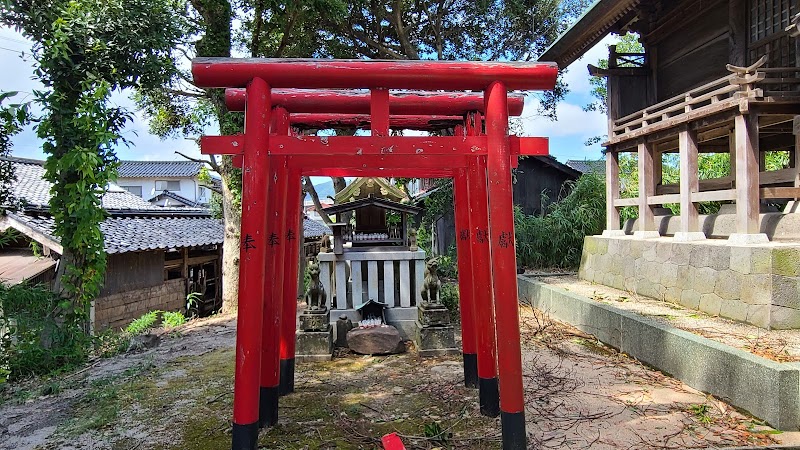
(322, 196, 422, 215)
(334, 177, 407, 203)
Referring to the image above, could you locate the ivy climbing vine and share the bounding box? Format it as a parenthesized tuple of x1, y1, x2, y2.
(0, 0, 187, 314)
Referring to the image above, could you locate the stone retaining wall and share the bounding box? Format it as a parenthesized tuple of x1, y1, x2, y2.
(579, 235, 800, 329)
(518, 276, 800, 431)
(94, 279, 185, 331)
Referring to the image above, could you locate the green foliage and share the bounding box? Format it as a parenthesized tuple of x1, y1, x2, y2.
(0, 228, 21, 249)
(439, 283, 459, 321)
(0, 283, 90, 381)
(437, 246, 458, 279)
(92, 329, 129, 359)
(515, 173, 606, 269)
(1, 0, 188, 312)
(125, 311, 159, 336)
(0, 91, 29, 212)
(162, 311, 186, 329)
(585, 33, 644, 115)
(29, 241, 42, 259)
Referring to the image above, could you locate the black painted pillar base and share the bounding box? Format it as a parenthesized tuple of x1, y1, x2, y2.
(463, 353, 478, 388)
(279, 358, 295, 396)
(231, 421, 259, 450)
(478, 377, 500, 417)
(258, 386, 279, 428)
(500, 411, 527, 450)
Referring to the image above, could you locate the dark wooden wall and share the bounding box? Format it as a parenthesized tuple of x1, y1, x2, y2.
(653, 1, 731, 100)
(100, 250, 165, 296)
(512, 158, 579, 216)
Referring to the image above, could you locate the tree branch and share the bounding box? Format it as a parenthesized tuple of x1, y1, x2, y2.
(175, 150, 219, 173)
(303, 176, 332, 225)
(391, 0, 419, 59)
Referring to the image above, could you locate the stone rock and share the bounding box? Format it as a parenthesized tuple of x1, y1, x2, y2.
(128, 333, 161, 352)
(296, 330, 333, 361)
(347, 325, 403, 355)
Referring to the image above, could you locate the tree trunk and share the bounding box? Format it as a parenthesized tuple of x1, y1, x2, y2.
(219, 158, 241, 313)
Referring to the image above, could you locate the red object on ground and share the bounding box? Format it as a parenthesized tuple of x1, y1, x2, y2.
(381, 432, 407, 450)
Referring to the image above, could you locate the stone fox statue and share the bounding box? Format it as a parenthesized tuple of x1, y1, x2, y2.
(420, 257, 441, 305)
(305, 260, 327, 310)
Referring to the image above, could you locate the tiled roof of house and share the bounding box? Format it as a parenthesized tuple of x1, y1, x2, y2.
(8, 157, 206, 213)
(565, 159, 606, 175)
(8, 212, 224, 254)
(303, 217, 330, 238)
(118, 160, 202, 178)
(149, 190, 205, 208)
(3, 157, 221, 254)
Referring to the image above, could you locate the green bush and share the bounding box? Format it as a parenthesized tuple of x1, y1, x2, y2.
(515, 173, 606, 269)
(440, 283, 459, 321)
(0, 283, 90, 381)
(125, 311, 159, 335)
(161, 311, 186, 329)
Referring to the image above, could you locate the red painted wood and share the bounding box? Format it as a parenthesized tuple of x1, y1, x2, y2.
(225, 88, 526, 117)
(466, 117, 497, 383)
(302, 167, 455, 177)
(370, 88, 390, 136)
(232, 77, 271, 425)
(286, 154, 468, 171)
(289, 114, 463, 130)
(270, 135, 487, 156)
(262, 159, 288, 391)
(280, 170, 303, 361)
(193, 58, 558, 91)
(202, 133, 547, 160)
(262, 110, 290, 392)
(453, 167, 476, 356)
(485, 81, 524, 414)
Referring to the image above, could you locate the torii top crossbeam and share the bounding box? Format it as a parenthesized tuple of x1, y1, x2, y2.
(224, 88, 526, 116)
(192, 58, 558, 91)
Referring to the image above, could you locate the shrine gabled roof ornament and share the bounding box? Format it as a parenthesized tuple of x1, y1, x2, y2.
(333, 177, 407, 204)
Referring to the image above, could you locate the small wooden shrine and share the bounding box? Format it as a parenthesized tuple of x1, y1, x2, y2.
(322, 177, 421, 250)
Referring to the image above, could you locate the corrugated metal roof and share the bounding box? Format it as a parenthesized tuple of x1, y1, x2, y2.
(118, 160, 202, 178)
(0, 250, 57, 285)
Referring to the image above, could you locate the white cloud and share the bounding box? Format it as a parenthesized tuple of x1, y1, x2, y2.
(559, 35, 616, 94)
(520, 100, 606, 140)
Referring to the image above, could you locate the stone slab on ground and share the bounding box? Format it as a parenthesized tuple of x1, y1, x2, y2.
(519, 275, 800, 431)
(347, 325, 403, 355)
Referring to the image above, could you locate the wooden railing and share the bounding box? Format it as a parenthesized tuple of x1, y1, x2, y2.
(610, 58, 800, 142)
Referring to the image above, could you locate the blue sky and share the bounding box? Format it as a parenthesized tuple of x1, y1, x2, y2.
(0, 26, 613, 165)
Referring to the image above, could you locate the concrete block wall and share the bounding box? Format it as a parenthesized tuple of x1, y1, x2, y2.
(579, 236, 800, 329)
(94, 279, 185, 331)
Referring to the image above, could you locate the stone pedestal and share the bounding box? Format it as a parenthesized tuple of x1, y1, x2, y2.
(417, 302, 450, 327)
(415, 302, 457, 357)
(296, 308, 333, 362)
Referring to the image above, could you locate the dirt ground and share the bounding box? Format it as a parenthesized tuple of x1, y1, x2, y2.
(1, 305, 798, 450)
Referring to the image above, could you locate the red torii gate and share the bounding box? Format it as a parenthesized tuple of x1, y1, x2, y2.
(193, 58, 558, 450)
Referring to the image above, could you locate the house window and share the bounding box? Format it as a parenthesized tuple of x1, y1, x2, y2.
(121, 186, 142, 197)
(155, 180, 181, 191)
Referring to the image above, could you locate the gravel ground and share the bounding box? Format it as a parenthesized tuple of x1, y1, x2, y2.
(1, 302, 798, 449)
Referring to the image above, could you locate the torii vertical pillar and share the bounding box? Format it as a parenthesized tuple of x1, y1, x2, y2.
(453, 165, 478, 388)
(232, 77, 271, 450)
(279, 168, 303, 395)
(259, 108, 290, 428)
(485, 81, 527, 449)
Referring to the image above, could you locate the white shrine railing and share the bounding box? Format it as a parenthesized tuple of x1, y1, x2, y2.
(317, 250, 426, 310)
